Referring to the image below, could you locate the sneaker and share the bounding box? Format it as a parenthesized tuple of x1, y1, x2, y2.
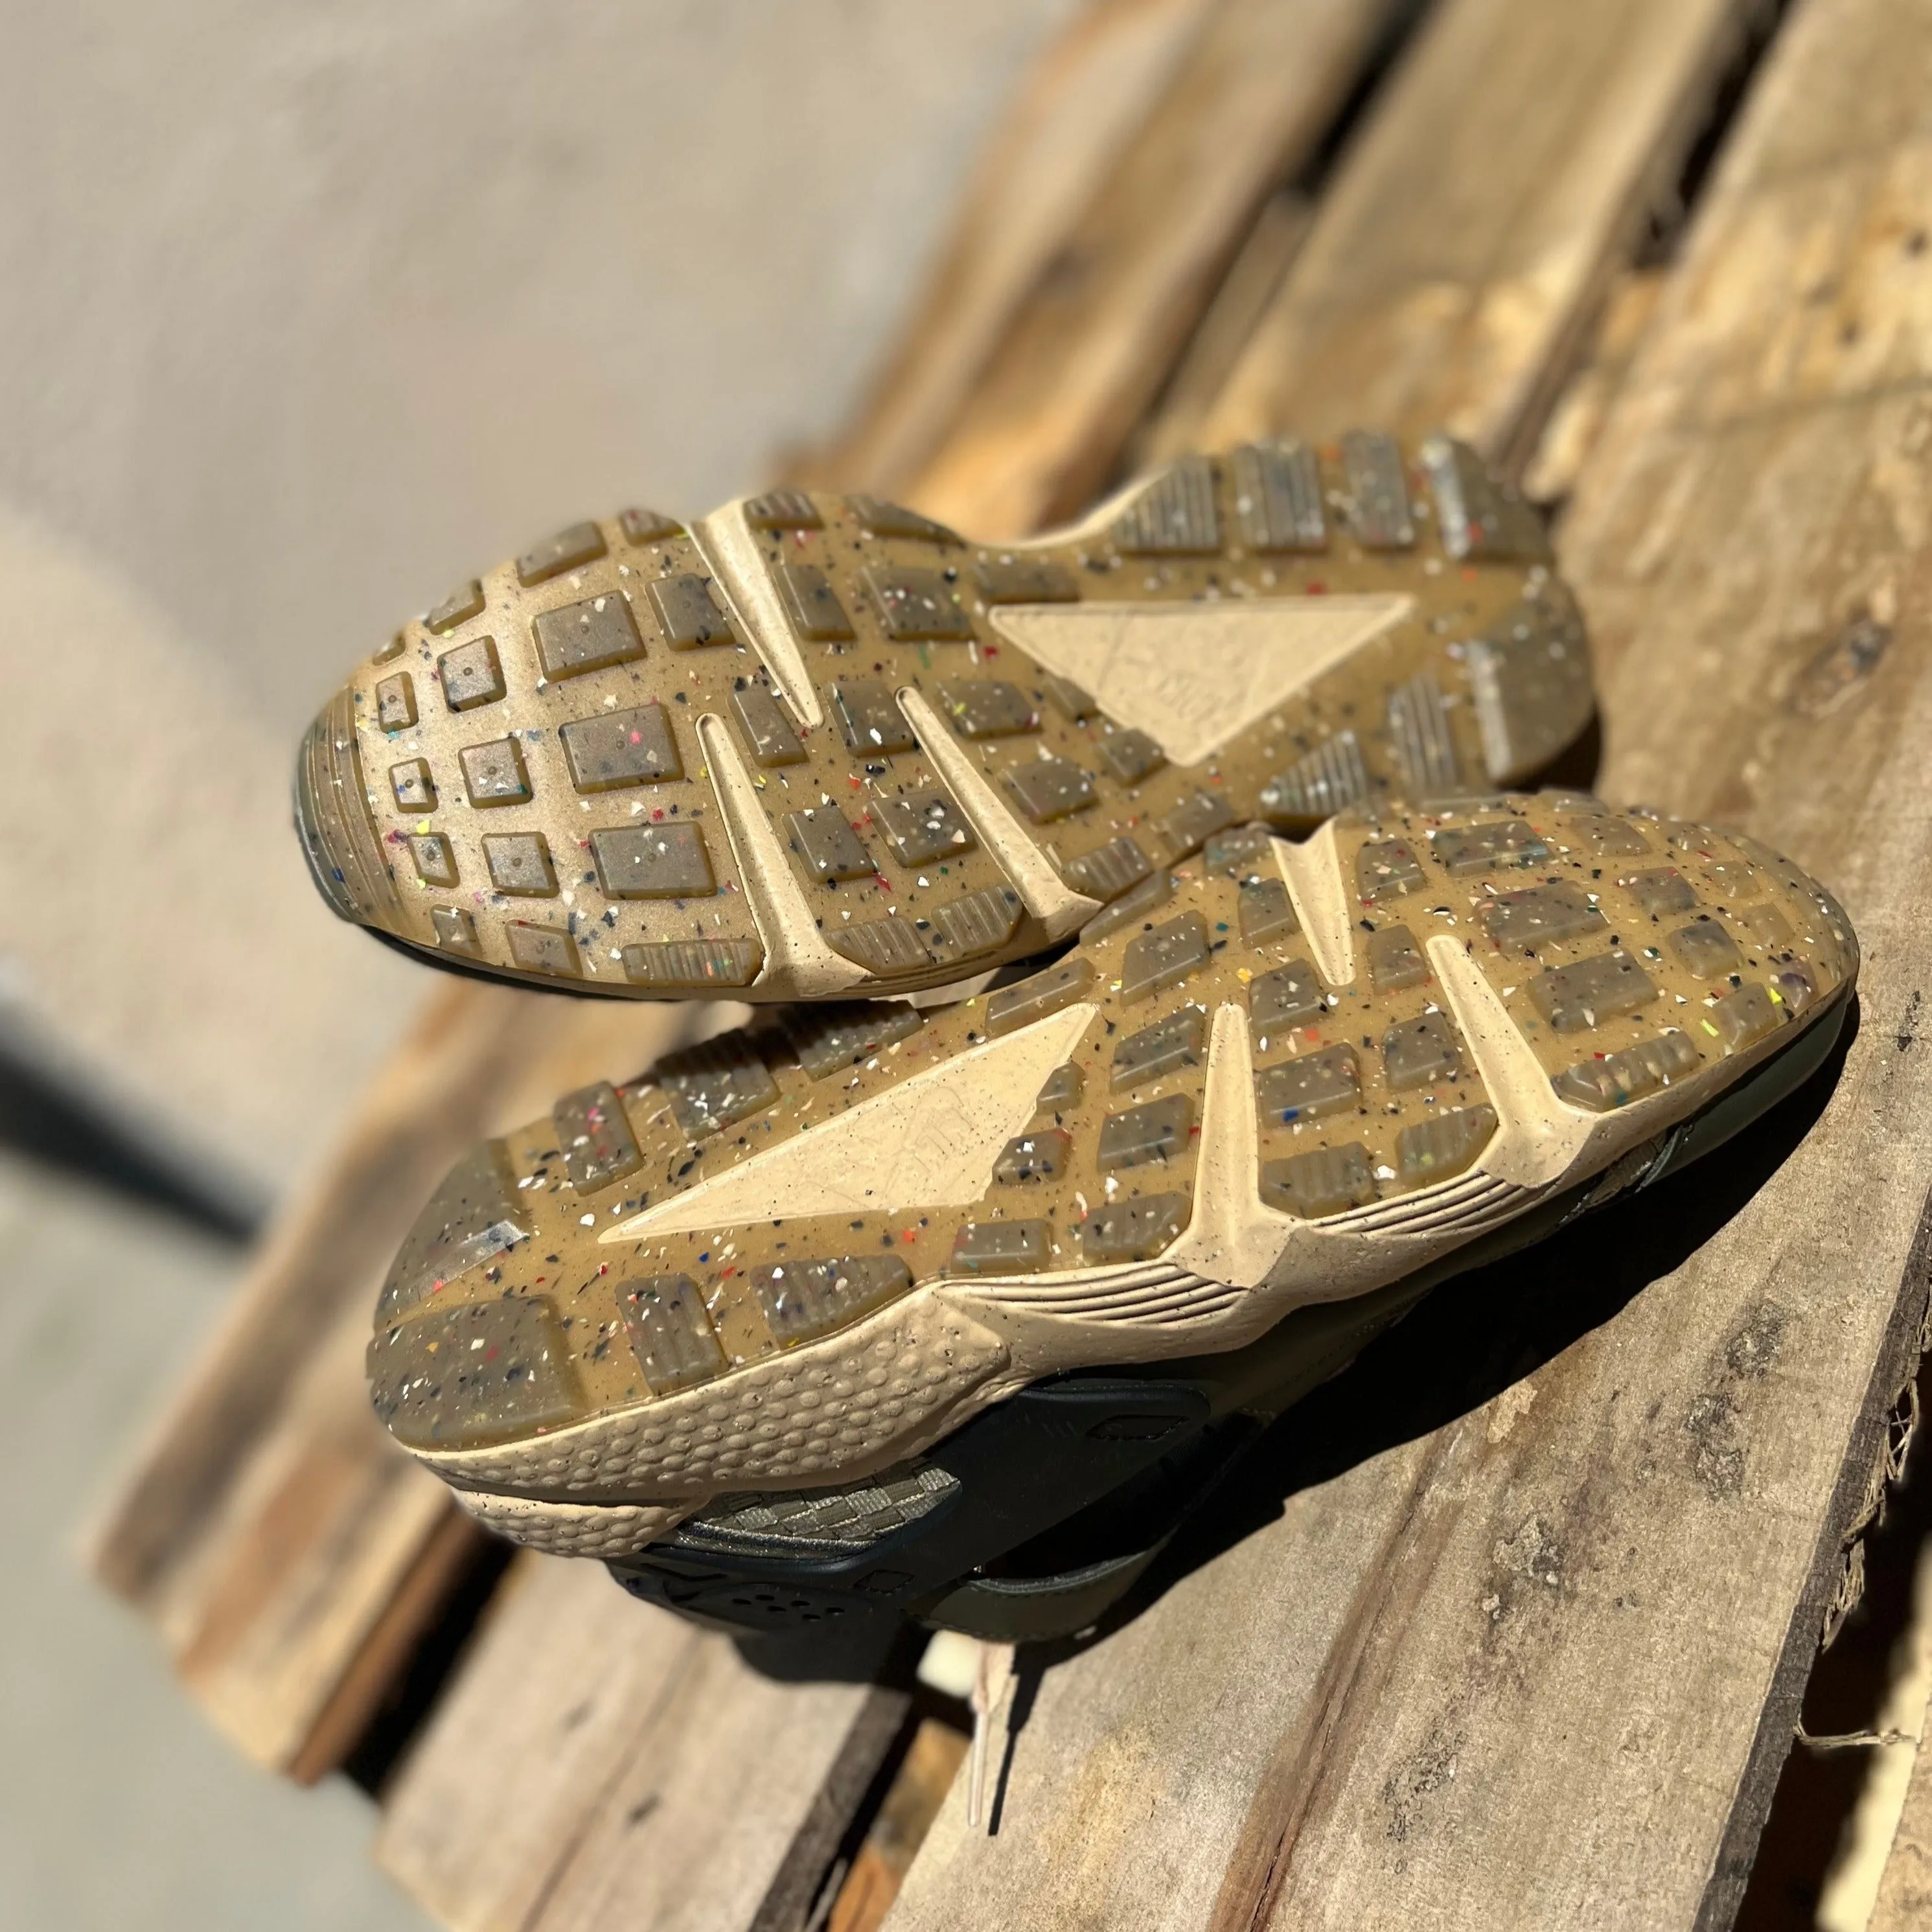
(366, 795, 1856, 1637)
(297, 437, 1592, 1001)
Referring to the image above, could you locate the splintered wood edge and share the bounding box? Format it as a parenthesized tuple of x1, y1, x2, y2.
(1694, 1198, 1932, 1929)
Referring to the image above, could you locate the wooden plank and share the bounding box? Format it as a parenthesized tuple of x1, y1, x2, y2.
(377, 1554, 906, 1932)
(886, 2, 1932, 1924)
(1874, 1722, 1932, 1931)
(87, 979, 717, 1772)
(1196, 0, 1751, 472)
(901, 0, 1399, 536)
(796, 0, 1220, 498)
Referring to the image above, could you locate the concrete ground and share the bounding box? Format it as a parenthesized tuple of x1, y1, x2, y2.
(0, 3, 1071, 1924)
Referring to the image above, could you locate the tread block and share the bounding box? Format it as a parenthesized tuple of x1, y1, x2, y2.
(1340, 431, 1414, 549)
(752, 1254, 911, 1345)
(1530, 950, 1659, 1033)
(995, 1128, 1070, 1184)
(1112, 455, 1220, 555)
(560, 704, 682, 790)
(831, 680, 915, 755)
(1080, 868, 1177, 944)
(928, 886, 1023, 958)
(439, 634, 507, 709)
(1097, 728, 1167, 783)
(378, 1140, 526, 1322)
(1383, 1013, 1465, 1089)
(553, 1081, 643, 1192)
(826, 917, 930, 975)
(785, 1002, 925, 1081)
(390, 758, 437, 812)
(1562, 812, 1652, 858)
(370, 1294, 581, 1449)
(987, 958, 1096, 1037)
(974, 557, 1078, 603)
(620, 937, 763, 990)
(484, 832, 559, 897)
(1431, 818, 1550, 876)
(618, 508, 682, 545)
(874, 790, 974, 864)
(1110, 1007, 1207, 1092)
(533, 593, 646, 681)
(505, 922, 580, 977)
(1062, 836, 1152, 904)
(939, 679, 1038, 739)
(1230, 441, 1326, 553)
(1553, 1031, 1699, 1111)
(431, 906, 481, 955)
(1357, 837, 1425, 901)
(1261, 1142, 1376, 1217)
(864, 566, 972, 639)
(1420, 436, 1547, 562)
(1262, 731, 1368, 822)
(657, 1041, 779, 1139)
(742, 489, 822, 531)
(1004, 755, 1096, 823)
(1668, 917, 1744, 979)
(1078, 1193, 1188, 1263)
(618, 1275, 726, 1394)
(1368, 925, 1429, 990)
(774, 564, 855, 641)
(1481, 881, 1604, 947)
(516, 521, 607, 586)
(459, 737, 532, 807)
(376, 673, 418, 730)
(1624, 867, 1698, 915)
(1704, 983, 1783, 1055)
(1239, 877, 1299, 942)
(1120, 912, 1210, 1002)
(426, 579, 485, 633)
(950, 1221, 1051, 1274)
(1158, 789, 1239, 857)
(1249, 960, 1325, 1037)
(785, 807, 873, 882)
(409, 833, 458, 886)
(730, 682, 808, 766)
(649, 573, 739, 649)
(848, 496, 958, 542)
(1397, 1104, 1497, 1185)
(590, 824, 715, 898)
(1256, 1046, 1361, 1122)
(1098, 1094, 1194, 1171)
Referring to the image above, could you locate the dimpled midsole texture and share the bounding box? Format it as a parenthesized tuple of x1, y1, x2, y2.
(367, 794, 1856, 1550)
(299, 436, 1593, 1000)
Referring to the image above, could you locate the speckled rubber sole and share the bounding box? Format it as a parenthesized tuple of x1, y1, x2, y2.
(366, 794, 1857, 1558)
(298, 437, 1592, 1002)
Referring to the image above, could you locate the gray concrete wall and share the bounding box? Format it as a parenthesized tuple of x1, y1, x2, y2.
(0, 0, 1070, 1196)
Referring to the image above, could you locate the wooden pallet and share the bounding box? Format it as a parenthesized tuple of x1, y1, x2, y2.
(91, 0, 1932, 1925)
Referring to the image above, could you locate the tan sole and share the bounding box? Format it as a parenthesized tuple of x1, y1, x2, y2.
(363, 794, 1857, 1557)
(298, 437, 1591, 1001)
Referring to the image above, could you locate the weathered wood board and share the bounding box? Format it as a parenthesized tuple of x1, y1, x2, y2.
(887, 1, 1932, 1924)
(896, 0, 1401, 536)
(89, 981, 717, 1773)
(1195, 0, 1752, 472)
(377, 1554, 906, 1932)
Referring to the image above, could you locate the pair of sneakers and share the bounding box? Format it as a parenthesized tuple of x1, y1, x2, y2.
(299, 437, 1856, 1643)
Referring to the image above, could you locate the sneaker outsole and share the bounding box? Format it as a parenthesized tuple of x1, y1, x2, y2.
(298, 437, 1593, 1002)
(365, 794, 1856, 1556)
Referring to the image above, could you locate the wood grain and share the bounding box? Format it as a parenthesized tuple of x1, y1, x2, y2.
(903, 0, 1396, 536)
(886, 0, 1932, 1924)
(1873, 1729, 1932, 1930)
(1197, 0, 1751, 473)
